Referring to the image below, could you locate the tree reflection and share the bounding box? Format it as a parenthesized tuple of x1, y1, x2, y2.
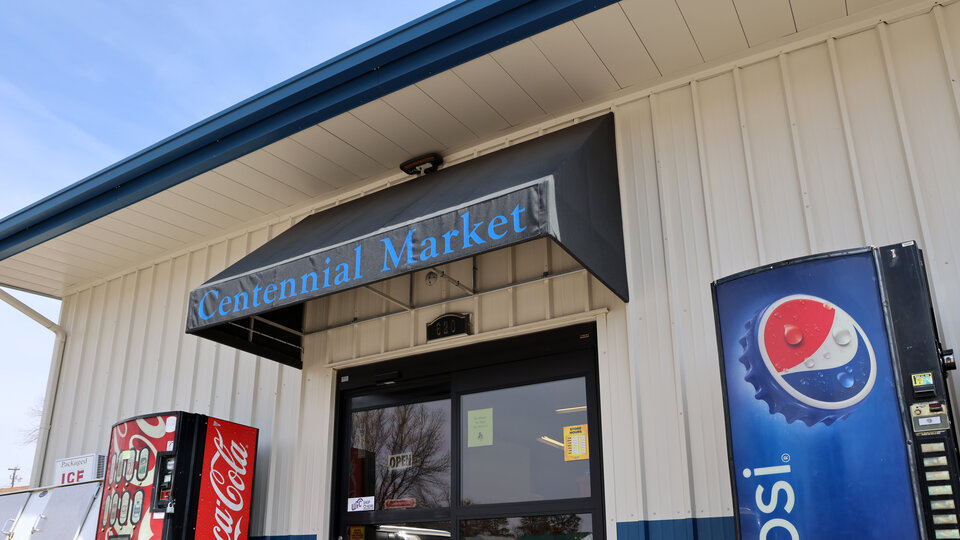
(461, 516, 510, 537)
(514, 514, 586, 538)
(352, 402, 450, 509)
(461, 514, 589, 540)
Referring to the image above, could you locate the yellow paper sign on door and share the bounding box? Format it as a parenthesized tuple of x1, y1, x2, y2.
(349, 525, 366, 540)
(564, 424, 589, 461)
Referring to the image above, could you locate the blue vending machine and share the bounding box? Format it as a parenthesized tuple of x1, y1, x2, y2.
(713, 241, 959, 539)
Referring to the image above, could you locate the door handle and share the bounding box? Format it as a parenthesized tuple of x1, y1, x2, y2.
(1, 518, 14, 536)
(31, 513, 45, 533)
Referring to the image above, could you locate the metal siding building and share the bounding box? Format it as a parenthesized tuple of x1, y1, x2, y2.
(2, 0, 960, 538)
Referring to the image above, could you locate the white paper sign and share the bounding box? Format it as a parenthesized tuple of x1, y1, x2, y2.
(919, 416, 943, 426)
(347, 496, 375, 512)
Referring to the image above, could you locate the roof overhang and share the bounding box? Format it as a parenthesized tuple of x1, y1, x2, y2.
(0, 0, 901, 298)
(0, 0, 618, 264)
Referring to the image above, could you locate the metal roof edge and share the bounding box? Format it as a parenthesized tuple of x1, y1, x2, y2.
(0, 0, 617, 262)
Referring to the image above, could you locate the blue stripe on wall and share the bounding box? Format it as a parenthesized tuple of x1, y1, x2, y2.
(616, 517, 736, 540)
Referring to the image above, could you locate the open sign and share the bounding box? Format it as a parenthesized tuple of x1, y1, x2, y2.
(388, 452, 412, 471)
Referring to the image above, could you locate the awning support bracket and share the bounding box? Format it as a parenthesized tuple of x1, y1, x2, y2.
(313, 267, 588, 335)
(252, 315, 305, 337)
(430, 265, 475, 296)
(227, 320, 304, 350)
(363, 285, 413, 311)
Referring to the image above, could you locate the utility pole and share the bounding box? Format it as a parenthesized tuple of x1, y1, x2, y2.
(7, 466, 21, 488)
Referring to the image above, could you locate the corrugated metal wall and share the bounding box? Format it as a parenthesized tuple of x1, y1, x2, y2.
(42, 2, 960, 537)
(42, 215, 308, 534)
(613, 2, 960, 526)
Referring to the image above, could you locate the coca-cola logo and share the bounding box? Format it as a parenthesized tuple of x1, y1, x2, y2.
(208, 428, 250, 540)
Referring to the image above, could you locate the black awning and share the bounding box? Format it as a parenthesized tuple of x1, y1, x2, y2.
(185, 114, 626, 368)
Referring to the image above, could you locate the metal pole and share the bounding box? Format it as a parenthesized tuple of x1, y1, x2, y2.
(0, 287, 66, 488)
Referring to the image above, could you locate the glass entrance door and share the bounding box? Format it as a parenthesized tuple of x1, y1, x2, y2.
(335, 324, 604, 540)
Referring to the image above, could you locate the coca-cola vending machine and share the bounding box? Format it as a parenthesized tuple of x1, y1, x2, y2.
(95, 411, 258, 540)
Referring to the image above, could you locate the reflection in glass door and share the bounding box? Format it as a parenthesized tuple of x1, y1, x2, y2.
(461, 378, 591, 505)
(335, 324, 603, 540)
(349, 399, 451, 510)
(462, 514, 594, 539)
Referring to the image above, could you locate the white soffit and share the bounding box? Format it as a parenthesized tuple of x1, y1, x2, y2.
(0, 0, 897, 297)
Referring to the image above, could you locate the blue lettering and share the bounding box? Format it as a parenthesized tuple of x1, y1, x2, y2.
(512, 204, 527, 232)
(198, 289, 219, 320)
(382, 229, 417, 271)
(279, 278, 297, 299)
(301, 272, 318, 293)
(323, 257, 332, 288)
(334, 263, 351, 285)
(218, 294, 232, 315)
(488, 214, 508, 239)
(462, 212, 485, 248)
(442, 229, 459, 254)
(420, 237, 438, 261)
(263, 283, 278, 303)
(233, 292, 249, 312)
(354, 245, 363, 280)
(252, 285, 262, 307)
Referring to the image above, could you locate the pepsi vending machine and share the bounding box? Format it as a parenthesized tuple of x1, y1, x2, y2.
(713, 242, 959, 539)
(95, 411, 258, 540)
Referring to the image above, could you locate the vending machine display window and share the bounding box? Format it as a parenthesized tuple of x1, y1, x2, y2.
(334, 324, 604, 540)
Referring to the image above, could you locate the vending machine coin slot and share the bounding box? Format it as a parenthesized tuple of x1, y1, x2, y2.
(913, 402, 952, 434)
(152, 452, 176, 513)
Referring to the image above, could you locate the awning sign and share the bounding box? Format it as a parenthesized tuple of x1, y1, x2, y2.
(184, 115, 627, 368)
(188, 185, 545, 332)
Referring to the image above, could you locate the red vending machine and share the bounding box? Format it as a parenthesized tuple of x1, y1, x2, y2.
(95, 411, 258, 540)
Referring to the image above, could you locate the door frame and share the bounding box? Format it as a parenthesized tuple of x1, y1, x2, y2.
(331, 322, 606, 539)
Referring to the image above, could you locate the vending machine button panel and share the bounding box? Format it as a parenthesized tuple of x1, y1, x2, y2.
(935, 515, 959, 525)
(935, 529, 960, 539)
(933, 500, 958, 511)
(929, 472, 953, 482)
(930, 485, 955, 496)
(924, 442, 948, 453)
(927, 457, 951, 467)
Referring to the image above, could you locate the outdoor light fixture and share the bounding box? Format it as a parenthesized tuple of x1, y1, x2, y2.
(400, 152, 443, 176)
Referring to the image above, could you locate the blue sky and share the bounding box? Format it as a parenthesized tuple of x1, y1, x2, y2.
(0, 0, 449, 486)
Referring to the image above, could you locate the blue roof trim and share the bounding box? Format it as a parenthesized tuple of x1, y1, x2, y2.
(0, 0, 618, 263)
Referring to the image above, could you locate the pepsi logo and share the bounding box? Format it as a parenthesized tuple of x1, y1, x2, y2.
(757, 295, 876, 412)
